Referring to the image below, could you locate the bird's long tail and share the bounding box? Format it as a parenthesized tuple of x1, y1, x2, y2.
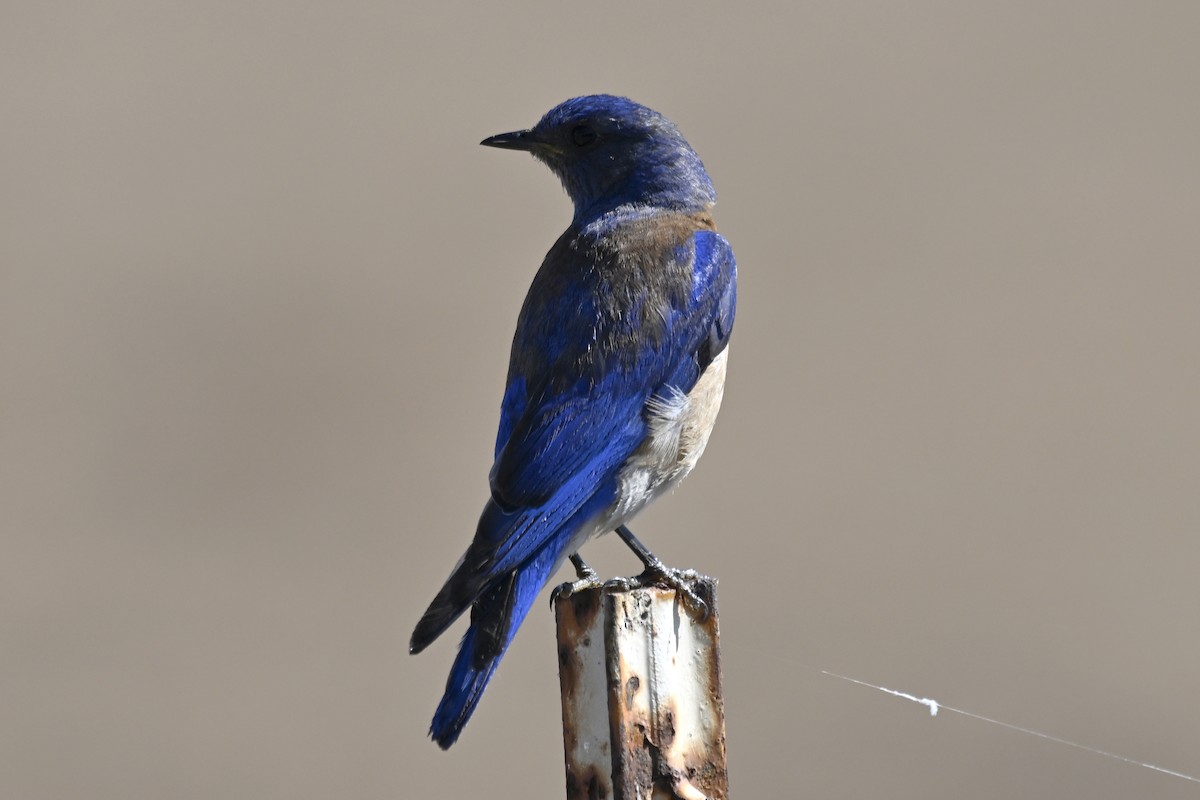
(429, 536, 567, 748)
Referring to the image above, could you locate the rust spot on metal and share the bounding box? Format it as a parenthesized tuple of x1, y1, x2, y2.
(556, 586, 602, 637)
(658, 705, 676, 748)
(558, 643, 579, 697)
(623, 675, 639, 710)
(565, 765, 609, 800)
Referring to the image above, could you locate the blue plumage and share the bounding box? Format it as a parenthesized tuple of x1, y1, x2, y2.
(410, 95, 737, 748)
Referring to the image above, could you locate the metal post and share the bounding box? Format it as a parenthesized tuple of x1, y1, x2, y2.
(555, 577, 729, 800)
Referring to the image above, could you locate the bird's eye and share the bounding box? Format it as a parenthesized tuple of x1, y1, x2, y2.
(570, 125, 598, 147)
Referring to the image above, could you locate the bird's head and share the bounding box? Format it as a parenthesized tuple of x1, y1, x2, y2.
(481, 95, 716, 226)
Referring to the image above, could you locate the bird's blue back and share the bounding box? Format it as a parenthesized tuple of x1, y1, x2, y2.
(411, 95, 737, 748)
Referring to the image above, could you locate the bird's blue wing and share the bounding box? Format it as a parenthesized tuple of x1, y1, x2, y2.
(691, 229, 737, 372)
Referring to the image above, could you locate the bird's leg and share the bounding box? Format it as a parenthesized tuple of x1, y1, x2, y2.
(609, 524, 709, 620)
(549, 553, 604, 607)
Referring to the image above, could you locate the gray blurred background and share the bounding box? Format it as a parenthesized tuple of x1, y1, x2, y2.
(3, 2, 1198, 798)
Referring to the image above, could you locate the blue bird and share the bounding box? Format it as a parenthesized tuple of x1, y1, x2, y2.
(410, 95, 737, 749)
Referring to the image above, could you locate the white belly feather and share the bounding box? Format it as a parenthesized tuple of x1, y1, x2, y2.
(611, 347, 729, 520)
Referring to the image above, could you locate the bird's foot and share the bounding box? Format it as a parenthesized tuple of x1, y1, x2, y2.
(605, 563, 709, 622)
(549, 555, 603, 608)
(550, 574, 605, 607)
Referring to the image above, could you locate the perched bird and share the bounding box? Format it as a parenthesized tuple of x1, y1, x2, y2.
(410, 95, 737, 748)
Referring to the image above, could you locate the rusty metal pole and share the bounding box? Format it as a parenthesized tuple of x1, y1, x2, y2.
(555, 577, 729, 800)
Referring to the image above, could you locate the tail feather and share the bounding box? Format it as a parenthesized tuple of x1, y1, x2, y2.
(429, 626, 499, 749)
(409, 553, 487, 656)
(428, 537, 565, 748)
(471, 570, 518, 667)
(410, 503, 515, 656)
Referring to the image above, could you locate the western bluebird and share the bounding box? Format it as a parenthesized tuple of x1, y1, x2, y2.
(410, 95, 737, 748)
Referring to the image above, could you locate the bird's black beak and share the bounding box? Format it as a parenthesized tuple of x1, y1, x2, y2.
(480, 129, 540, 151)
